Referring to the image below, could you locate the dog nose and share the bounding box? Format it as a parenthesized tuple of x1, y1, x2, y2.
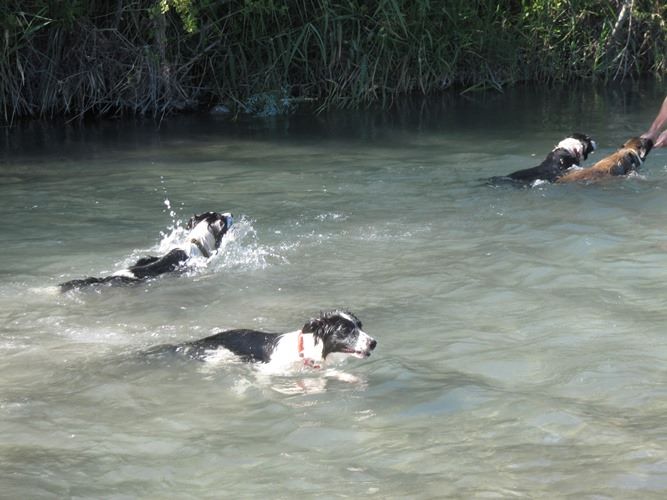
(369, 339, 377, 350)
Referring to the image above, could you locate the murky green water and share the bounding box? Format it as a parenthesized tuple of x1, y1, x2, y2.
(2, 85, 667, 498)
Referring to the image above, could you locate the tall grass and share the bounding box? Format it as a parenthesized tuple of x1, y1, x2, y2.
(1, 0, 665, 123)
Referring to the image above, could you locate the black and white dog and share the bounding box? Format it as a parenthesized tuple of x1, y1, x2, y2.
(59, 211, 233, 292)
(152, 310, 377, 371)
(490, 133, 596, 186)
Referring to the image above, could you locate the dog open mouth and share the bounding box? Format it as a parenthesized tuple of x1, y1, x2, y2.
(342, 348, 373, 358)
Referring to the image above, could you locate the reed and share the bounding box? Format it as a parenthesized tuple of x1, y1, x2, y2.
(1, 0, 665, 123)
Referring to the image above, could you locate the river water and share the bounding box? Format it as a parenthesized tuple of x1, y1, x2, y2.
(2, 85, 667, 498)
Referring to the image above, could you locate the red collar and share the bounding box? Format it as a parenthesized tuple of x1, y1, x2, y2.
(298, 331, 304, 357)
(297, 331, 321, 369)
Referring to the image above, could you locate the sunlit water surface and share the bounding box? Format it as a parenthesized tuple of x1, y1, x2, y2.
(2, 86, 667, 498)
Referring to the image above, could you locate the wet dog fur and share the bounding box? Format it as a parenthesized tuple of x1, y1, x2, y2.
(557, 137, 653, 183)
(59, 211, 232, 292)
(149, 310, 377, 371)
(490, 133, 596, 185)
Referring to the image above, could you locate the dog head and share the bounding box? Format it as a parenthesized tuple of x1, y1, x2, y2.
(556, 133, 596, 163)
(623, 137, 654, 161)
(302, 310, 377, 361)
(186, 211, 233, 256)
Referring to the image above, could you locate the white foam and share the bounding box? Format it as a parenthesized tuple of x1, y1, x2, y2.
(30, 285, 60, 296)
(199, 347, 241, 365)
(157, 215, 265, 273)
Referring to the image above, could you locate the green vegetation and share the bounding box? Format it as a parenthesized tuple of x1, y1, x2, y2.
(1, 1, 665, 122)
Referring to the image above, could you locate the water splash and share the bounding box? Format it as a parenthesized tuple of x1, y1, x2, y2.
(195, 352, 368, 395)
(160, 176, 179, 226)
(210, 219, 297, 273)
(149, 214, 294, 277)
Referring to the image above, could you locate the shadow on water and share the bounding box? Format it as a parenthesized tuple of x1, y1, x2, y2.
(2, 80, 665, 161)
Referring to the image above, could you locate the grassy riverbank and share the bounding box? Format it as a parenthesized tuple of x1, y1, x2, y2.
(2, 1, 665, 122)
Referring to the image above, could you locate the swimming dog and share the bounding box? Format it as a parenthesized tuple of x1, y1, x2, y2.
(558, 96, 667, 183)
(491, 133, 596, 185)
(556, 137, 653, 183)
(153, 310, 377, 371)
(59, 211, 233, 292)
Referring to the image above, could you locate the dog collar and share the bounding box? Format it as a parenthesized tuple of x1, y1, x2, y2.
(297, 331, 304, 357)
(297, 331, 321, 369)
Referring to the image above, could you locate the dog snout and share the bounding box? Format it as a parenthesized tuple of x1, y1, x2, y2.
(369, 338, 377, 351)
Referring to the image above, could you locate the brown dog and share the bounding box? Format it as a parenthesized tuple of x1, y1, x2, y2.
(558, 96, 667, 184)
(557, 136, 653, 183)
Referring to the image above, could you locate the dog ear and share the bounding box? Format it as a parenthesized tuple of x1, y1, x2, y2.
(304, 311, 342, 337)
(301, 316, 327, 345)
(301, 316, 323, 335)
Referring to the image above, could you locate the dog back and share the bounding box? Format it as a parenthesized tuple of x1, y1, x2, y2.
(558, 137, 652, 183)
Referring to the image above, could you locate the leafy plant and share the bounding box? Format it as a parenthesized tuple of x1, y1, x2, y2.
(1, 0, 665, 123)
